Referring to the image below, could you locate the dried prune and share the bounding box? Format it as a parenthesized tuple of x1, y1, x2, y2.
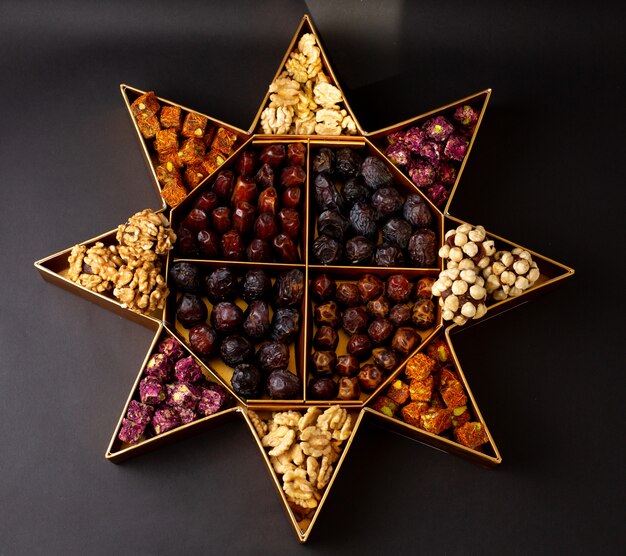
(247, 239, 271, 262)
(255, 163, 275, 190)
(274, 269, 304, 308)
(259, 144, 286, 168)
(367, 318, 395, 345)
(282, 187, 302, 209)
(176, 293, 207, 329)
(309, 377, 338, 400)
(220, 334, 253, 367)
(280, 166, 306, 188)
(211, 207, 232, 234)
(197, 230, 221, 258)
(336, 355, 360, 377)
(232, 202, 256, 235)
(341, 307, 369, 335)
(237, 149, 257, 177)
(391, 327, 421, 355)
(169, 262, 203, 294)
(372, 347, 398, 373)
(342, 176, 370, 206)
(360, 156, 393, 190)
(337, 377, 360, 400)
(266, 370, 301, 399)
(382, 217, 412, 249)
(335, 148, 362, 178)
(278, 208, 300, 239)
(312, 234, 342, 265)
(183, 208, 210, 233)
(347, 334, 372, 361)
(231, 363, 262, 398)
(256, 341, 290, 374)
(210, 301, 244, 333)
(313, 326, 339, 351)
(335, 283, 361, 307)
(311, 274, 336, 302)
(311, 351, 337, 376)
(231, 176, 258, 206)
(176, 226, 198, 257)
(317, 210, 349, 241)
(221, 230, 245, 260)
(212, 170, 235, 201)
(272, 234, 299, 263)
(389, 303, 413, 327)
(189, 323, 218, 357)
(349, 202, 377, 240)
(315, 173, 344, 212)
(386, 274, 412, 303)
(357, 274, 384, 303)
(373, 243, 405, 267)
(371, 187, 403, 220)
(254, 212, 278, 241)
(345, 236, 375, 265)
(312, 148, 335, 174)
(270, 308, 301, 343)
(408, 229, 437, 267)
(195, 191, 219, 213)
(287, 143, 306, 166)
(358, 364, 383, 391)
(411, 298, 435, 329)
(314, 301, 341, 328)
(403, 194, 433, 228)
(205, 268, 238, 303)
(258, 187, 279, 215)
(241, 270, 272, 302)
(367, 296, 390, 319)
(243, 300, 271, 339)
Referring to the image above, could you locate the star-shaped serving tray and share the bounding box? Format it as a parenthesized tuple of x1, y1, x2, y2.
(34, 15, 574, 543)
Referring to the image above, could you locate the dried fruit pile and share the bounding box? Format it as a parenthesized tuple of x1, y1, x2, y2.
(308, 272, 437, 400)
(372, 338, 488, 450)
(175, 143, 306, 263)
(311, 147, 438, 267)
(384, 105, 479, 208)
(170, 263, 304, 400)
(118, 335, 233, 445)
(129, 91, 239, 207)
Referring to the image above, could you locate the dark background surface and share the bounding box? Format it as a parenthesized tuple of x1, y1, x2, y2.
(1, 0, 625, 554)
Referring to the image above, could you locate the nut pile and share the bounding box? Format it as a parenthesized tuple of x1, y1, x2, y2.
(118, 336, 233, 445)
(311, 147, 438, 267)
(309, 273, 436, 400)
(383, 104, 479, 208)
(175, 143, 305, 263)
(249, 407, 354, 513)
(170, 263, 304, 400)
(373, 338, 489, 450)
(68, 209, 175, 315)
(129, 91, 239, 207)
(433, 223, 540, 325)
(259, 33, 356, 135)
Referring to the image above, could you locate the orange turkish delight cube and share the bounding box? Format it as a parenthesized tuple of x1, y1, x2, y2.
(178, 137, 206, 166)
(136, 114, 161, 139)
(372, 396, 399, 417)
(405, 353, 436, 380)
(211, 127, 237, 154)
(419, 408, 452, 434)
(201, 149, 227, 175)
(184, 164, 208, 190)
(161, 176, 187, 207)
(154, 128, 178, 154)
(387, 379, 410, 405)
(451, 405, 471, 428)
(181, 112, 208, 138)
(426, 339, 452, 364)
(160, 105, 182, 130)
(441, 379, 468, 409)
(454, 421, 488, 449)
(155, 161, 181, 185)
(130, 91, 160, 118)
(409, 376, 434, 402)
(401, 401, 429, 427)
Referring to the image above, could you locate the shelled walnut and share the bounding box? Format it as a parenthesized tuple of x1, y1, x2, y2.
(250, 407, 354, 512)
